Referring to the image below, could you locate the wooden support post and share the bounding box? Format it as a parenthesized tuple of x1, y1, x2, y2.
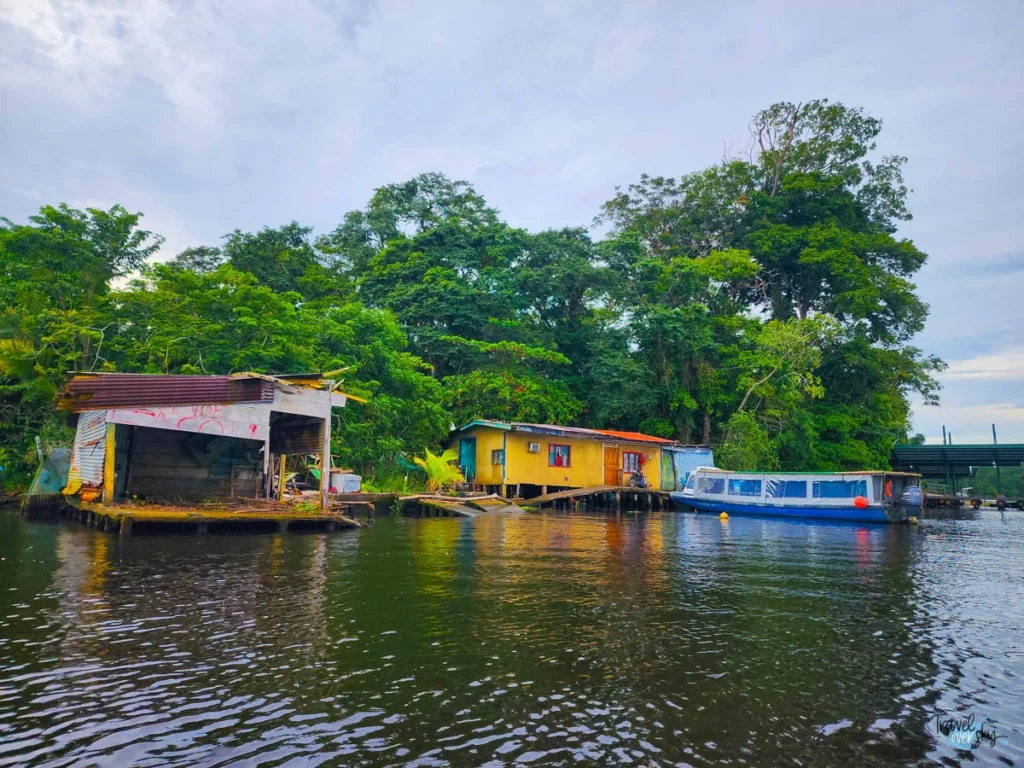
(278, 454, 287, 503)
(501, 484, 507, 499)
(119, 516, 132, 538)
(615, 491, 621, 507)
(542, 485, 548, 496)
(278, 520, 289, 532)
(263, 439, 272, 498)
(102, 422, 117, 503)
(320, 414, 331, 512)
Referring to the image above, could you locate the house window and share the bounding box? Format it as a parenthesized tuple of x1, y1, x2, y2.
(623, 451, 643, 473)
(548, 444, 571, 467)
(491, 449, 504, 466)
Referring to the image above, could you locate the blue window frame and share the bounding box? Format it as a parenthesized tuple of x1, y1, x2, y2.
(813, 479, 868, 499)
(548, 444, 571, 468)
(767, 480, 808, 498)
(700, 477, 725, 494)
(728, 478, 762, 497)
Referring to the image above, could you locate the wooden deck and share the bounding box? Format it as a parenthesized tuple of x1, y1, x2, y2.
(398, 493, 526, 518)
(522, 485, 671, 510)
(64, 499, 361, 535)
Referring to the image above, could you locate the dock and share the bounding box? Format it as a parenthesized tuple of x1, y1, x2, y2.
(522, 485, 671, 511)
(53, 498, 361, 535)
(398, 493, 526, 518)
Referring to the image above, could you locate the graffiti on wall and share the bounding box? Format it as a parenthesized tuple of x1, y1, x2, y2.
(107, 404, 271, 442)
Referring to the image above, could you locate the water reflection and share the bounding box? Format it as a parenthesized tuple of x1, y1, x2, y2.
(0, 508, 1021, 766)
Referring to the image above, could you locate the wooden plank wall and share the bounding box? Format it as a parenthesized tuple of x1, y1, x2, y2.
(125, 426, 262, 500)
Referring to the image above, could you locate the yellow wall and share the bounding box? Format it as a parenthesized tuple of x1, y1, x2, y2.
(451, 427, 663, 489)
(451, 427, 506, 485)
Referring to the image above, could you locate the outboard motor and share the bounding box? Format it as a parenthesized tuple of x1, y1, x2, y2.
(901, 485, 923, 515)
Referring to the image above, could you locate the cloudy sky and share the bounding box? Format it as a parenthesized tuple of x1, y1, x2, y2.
(2, 0, 1022, 443)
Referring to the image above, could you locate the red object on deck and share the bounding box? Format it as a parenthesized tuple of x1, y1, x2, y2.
(854, 495, 869, 509)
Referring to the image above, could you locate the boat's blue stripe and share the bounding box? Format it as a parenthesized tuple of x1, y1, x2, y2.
(668, 494, 900, 524)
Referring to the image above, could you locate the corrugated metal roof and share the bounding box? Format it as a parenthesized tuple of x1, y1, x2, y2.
(66, 410, 107, 493)
(457, 420, 699, 447)
(56, 372, 368, 412)
(591, 429, 677, 445)
(56, 373, 274, 412)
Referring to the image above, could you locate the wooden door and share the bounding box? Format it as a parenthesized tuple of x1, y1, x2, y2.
(603, 446, 618, 485)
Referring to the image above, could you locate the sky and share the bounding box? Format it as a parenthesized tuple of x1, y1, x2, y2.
(1, 0, 1022, 444)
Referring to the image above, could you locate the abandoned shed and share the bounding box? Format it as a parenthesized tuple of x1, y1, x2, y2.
(56, 372, 361, 509)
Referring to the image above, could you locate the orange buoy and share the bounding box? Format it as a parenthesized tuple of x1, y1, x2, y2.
(854, 495, 868, 509)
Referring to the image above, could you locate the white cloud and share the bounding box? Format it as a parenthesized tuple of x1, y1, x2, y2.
(920, 401, 1024, 444)
(944, 349, 1024, 381)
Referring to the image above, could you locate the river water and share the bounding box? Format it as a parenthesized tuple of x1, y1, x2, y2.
(0, 507, 1022, 767)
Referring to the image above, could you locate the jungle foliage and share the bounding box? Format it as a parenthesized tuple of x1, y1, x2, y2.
(0, 100, 944, 487)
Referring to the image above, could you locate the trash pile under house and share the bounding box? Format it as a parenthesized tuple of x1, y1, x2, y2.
(56, 372, 362, 513)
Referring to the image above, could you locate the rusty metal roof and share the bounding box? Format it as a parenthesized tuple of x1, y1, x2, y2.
(590, 429, 677, 445)
(456, 420, 698, 447)
(55, 373, 275, 412)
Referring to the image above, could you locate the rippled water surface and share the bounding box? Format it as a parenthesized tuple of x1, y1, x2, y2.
(1, 507, 1023, 767)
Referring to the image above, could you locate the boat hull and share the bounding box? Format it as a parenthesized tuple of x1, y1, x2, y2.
(670, 494, 908, 524)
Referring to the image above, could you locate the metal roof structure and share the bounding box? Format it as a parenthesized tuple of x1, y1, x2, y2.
(890, 443, 1024, 478)
(455, 419, 706, 448)
(55, 372, 367, 412)
(56, 373, 273, 412)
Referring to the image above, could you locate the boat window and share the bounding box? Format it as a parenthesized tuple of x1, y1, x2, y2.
(548, 444, 571, 468)
(684, 472, 697, 490)
(766, 480, 807, 498)
(728, 478, 762, 497)
(813, 479, 868, 499)
(699, 476, 725, 494)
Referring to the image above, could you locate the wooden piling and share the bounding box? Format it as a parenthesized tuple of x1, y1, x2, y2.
(278, 454, 287, 503)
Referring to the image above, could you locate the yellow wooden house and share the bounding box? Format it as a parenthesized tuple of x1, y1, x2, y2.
(449, 420, 712, 497)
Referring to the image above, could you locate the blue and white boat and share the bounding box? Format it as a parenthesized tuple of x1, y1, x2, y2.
(671, 468, 923, 523)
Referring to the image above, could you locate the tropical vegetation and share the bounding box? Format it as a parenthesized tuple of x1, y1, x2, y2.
(0, 99, 944, 488)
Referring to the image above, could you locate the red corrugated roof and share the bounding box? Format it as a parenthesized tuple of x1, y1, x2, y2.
(591, 429, 677, 445)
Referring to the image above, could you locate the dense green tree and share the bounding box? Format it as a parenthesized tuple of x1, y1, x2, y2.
(107, 264, 316, 374)
(598, 99, 942, 466)
(312, 303, 450, 479)
(0, 205, 163, 484)
(169, 245, 223, 273)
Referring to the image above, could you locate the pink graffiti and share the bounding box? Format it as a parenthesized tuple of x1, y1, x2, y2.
(177, 404, 224, 432)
